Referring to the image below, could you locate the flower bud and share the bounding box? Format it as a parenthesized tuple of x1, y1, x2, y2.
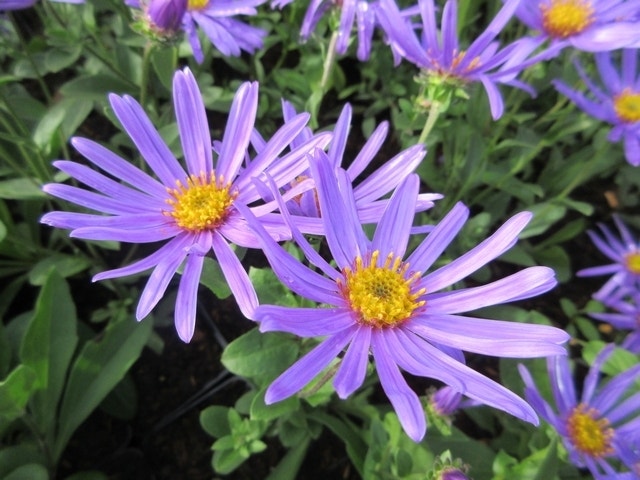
(148, 0, 186, 32)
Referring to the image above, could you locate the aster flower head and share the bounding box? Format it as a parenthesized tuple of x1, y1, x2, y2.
(553, 49, 640, 166)
(514, 0, 640, 52)
(519, 345, 640, 478)
(128, 0, 266, 62)
(377, 0, 553, 119)
(272, 0, 378, 61)
(430, 386, 480, 417)
(577, 215, 640, 299)
(41, 68, 330, 343)
(590, 287, 640, 353)
(237, 150, 569, 442)
(252, 101, 442, 234)
(148, 0, 187, 33)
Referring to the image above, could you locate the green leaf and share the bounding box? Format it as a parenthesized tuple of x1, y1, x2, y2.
(53, 316, 152, 461)
(59, 74, 136, 101)
(249, 266, 298, 306)
(198, 257, 231, 299)
(0, 320, 11, 379)
(212, 448, 248, 474)
(264, 435, 311, 480)
(0, 218, 6, 242)
(0, 178, 45, 200)
(27, 254, 91, 286)
(151, 47, 177, 91)
(63, 471, 109, 480)
(0, 444, 47, 478)
(221, 329, 299, 386)
(519, 203, 567, 239)
(0, 365, 38, 421)
(44, 45, 82, 73)
(250, 386, 300, 421)
(4, 463, 49, 480)
(19, 270, 78, 437)
(200, 405, 231, 438)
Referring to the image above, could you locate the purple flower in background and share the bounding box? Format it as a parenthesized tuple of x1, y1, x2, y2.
(513, 0, 640, 52)
(238, 150, 568, 442)
(430, 386, 480, 417)
(0, 0, 82, 10)
(183, 0, 266, 62)
(41, 68, 329, 343)
(553, 49, 640, 167)
(590, 287, 640, 353)
(148, 0, 187, 32)
(377, 0, 553, 119)
(577, 215, 640, 300)
(519, 344, 640, 478)
(252, 101, 442, 234)
(129, 0, 266, 62)
(273, 0, 377, 60)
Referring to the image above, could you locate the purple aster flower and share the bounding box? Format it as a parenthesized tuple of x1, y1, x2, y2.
(553, 49, 640, 167)
(577, 215, 640, 300)
(41, 68, 330, 343)
(148, 0, 187, 32)
(519, 344, 640, 478)
(377, 0, 555, 119)
(128, 0, 266, 62)
(0, 0, 82, 10)
(272, 0, 377, 61)
(252, 101, 442, 234)
(513, 0, 640, 52)
(236, 150, 568, 442)
(590, 287, 640, 353)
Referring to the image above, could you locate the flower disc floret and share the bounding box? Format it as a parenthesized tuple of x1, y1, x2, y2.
(165, 171, 236, 232)
(339, 251, 425, 328)
(566, 403, 614, 458)
(625, 251, 640, 274)
(614, 89, 640, 123)
(187, 0, 208, 10)
(540, 0, 595, 38)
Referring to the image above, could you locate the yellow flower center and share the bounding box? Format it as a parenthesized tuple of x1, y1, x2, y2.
(614, 89, 640, 123)
(566, 404, 614, 458)
(187, 0, 209, 10)
(338, 251, 425, 328)
(164, 172, 236, 232)
(540, 0, 594, 38)
(626, 251, 640, 274)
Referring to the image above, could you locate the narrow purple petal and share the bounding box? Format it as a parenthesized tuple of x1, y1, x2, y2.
(423, 211, 532, 292)
(175, 253, 204, 343)
(109, 94, 186, 185)
(407, 313, 569, 357)
(327, 104, 352, 169)
(334, 326, 371, 399)
(173, 68, 213, 174)
(265, 328, 357, 404)
(217, 82, 259, 181)
(211, 231, 257, 319)
(425, 267, 557, 313)
(136, 251, 186, 319)
(71, 224, 180, 243)
(346, 121, 388, 180)
(406, 202, 469, 273)
(371, 330, 426, 442)
(257, 305, 354, 337)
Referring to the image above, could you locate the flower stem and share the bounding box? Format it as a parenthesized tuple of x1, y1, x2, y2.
(320, 30, 339, 94)
(140, 42, 154, 110)
(418, 101, 441, 145)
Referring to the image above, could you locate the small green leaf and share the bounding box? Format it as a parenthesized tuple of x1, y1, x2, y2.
(250, 386, 300, 421)
(0, 179, 45, 200)
(0, 444, 47, 478)
(28, 254, 91, 286)
(198, 257, 232, 299)
(0, 365, 38, 421)
(4, 463, 49, 480)
(212, 448, 248, 474)
(221, 328, 299, 386)
(200, 405, 231, 438)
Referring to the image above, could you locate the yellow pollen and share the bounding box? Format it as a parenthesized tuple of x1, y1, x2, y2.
(164, 171, 235, 232)
(614, 89, 640, 123)
(566, 404, 615, 458)
(338, 251, 425, 328)
(540, 0, 594, 38)
(626, 251, 640, 274)
(187, 0, 209, 10)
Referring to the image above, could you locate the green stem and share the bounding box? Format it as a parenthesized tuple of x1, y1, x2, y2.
(298, 361, 340, 399)
(320, 30, 339, 94)
(140, 42, 154, 110)
(417, 101, 441, 145)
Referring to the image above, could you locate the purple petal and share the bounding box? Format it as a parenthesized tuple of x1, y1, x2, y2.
(173, 68, 213, 174)
(371, 330, 426, 441)
(334, 326, 371, 399)
(175, 253, 204, 342)
(257, 305, 354, 337)
(265, 328, 357, 404)
(136, 251, 186, 319)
